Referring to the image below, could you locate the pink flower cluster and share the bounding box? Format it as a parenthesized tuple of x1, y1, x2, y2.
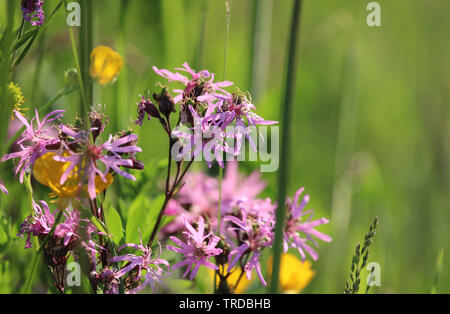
(141, 63, 278, 167)
(165, 163, 331, 286)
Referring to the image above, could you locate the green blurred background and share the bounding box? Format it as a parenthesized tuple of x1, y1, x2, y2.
(0, 0, 449, 293)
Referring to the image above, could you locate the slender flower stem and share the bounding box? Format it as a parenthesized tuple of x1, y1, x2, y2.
(66, 14, 87, 121)
(194, 0, 208, 70)
(147, 159, 194, 247)
(0, 1, 15, 155)
(11, 19, 25, 65)
(217, 0, 231, 236)
(215, 0, 231, 294)
(114, 0, 130, 130)
(31, 31, 46, 103)
(79, 0, 93, 119)
(250, 0, 273, 101)
(270, 0, 303, 294)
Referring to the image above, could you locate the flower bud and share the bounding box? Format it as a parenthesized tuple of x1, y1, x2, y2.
(153, 89, 176, 119)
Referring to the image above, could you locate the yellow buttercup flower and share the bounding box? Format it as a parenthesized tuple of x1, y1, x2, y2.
(268, 253, 316, 294)
(90, 45, 123, 85)
(209, 264, 253, 294)
(33, 152, 113, 208)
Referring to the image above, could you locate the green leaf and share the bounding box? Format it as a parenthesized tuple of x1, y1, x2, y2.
(13, 28, 39, 66)
(125, 194, 151, 244)
(0, 225, 7, 246)
(125, 194, 165, 245)
(77, 203, 107, 235)
(105, 206, 124, 245)
(145, 194, 166, 237)
(12, 29, 38, 52)
(431, 248, 444, 294)
(163, 278, 194, 293)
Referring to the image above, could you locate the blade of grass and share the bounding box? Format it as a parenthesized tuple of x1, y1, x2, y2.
(0, 1, 15, 155)
(431, 248, 444, 294)
(79, 0, 93, 123)
(269, 0, 303, 294)
(214, 0, 231, 294)
(249, 0, 273, 101)
(114, 0, 130, 131)
(217, 0, 231, 237)
(64, 0, 89, 128)
(193, 0, 208, 70)
(31, 31, 46, 103)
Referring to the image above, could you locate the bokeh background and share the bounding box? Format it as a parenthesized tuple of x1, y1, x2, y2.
(0, 0, 449, 293)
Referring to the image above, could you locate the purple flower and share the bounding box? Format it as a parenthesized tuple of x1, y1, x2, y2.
(81, 222, 105, 269)
(213, 94, 278, 151)
(1, 109, 63, 183)
(17, 200, 80, 249)
(21, 0, 45, 26)
(283, 188, 332, 261)
(174, 103, 236, 168)
(153, 62, 233, 104)
(167, 216, 222, 280)
(154, 63, 277, 166)
(135, 93, 160, 126)
(90, 267, 120, 294)
(163, 161, 266, 234)
(55, 125, 142, 199)
(224, 208, 274, 286)
(110, 237, 169, 294)
(0, 180, 8, 195)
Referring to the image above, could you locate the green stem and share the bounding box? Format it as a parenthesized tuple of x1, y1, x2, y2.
(66, 17, 87, 120)
(215, 0, 231, 294)
(114, 0, 130, 131)
(193, 0, 208, 70)
(269, 0, 303, 294)
(147, 160, 194, 247)
(31, 31, 46, 103)
(0, 1, 15, 155)
(79, 0, 93, 119)
(217, 0, 231, 236)
(249, 0, 273, 100)
(22, 244, 40, 294)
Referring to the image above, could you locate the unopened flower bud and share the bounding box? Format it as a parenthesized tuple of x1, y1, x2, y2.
(135, 94, 160, 126)
(64, 68, 78, 88)
(153, 88, 175, 119)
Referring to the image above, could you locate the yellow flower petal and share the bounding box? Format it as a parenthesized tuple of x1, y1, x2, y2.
(268, 253, 316, 294)
(90, 45, 123, 85)
(33, 152, 113, 203)
(208, 264, 253, 294)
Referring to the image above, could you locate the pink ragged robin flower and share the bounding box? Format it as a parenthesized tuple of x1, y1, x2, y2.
(0, 180, 8, 195)
(54, 125, 142, 199)
(283, 188, 332, 261)
(224, 208, 274, 286)
(110, 237, 170, 294)
(1, 109, 63, 183)
(167, 216, 222, 280)
(163, 161, 266, 234)
(17, 200, 80, 249)
(153, 62, 233, 104)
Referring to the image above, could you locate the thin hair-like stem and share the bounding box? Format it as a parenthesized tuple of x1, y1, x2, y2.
(269, 0, 303, 294)
(79, 0, 93, 118)
(215, 0, 231, 294)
